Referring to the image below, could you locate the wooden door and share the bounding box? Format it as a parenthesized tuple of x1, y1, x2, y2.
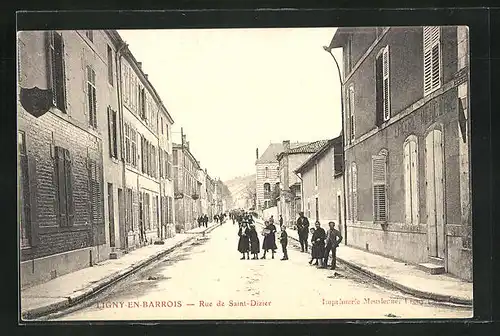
(425, 129, 445, 258)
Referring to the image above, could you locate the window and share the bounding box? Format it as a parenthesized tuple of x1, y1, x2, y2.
(423, 26, 441, 95)
(86, 65, 97, 128)
(18, 131, 31, 248)
(88, 158, 103, 225)
(139, 88, 146, 120)
(107, 45, 113, 86)
(346, 36, 352, 73)
(376, 46, 391, 125)
(55, 146, 74, 227)
(372, 151, 388, 222)
(173, 150, 178, 165)
(47, 31, 67, 112)
(166, 124, 170, 140)
(346, 85, 355, 142)
(108, 107, 118, 158)
(131, 128, 137, 167)
(351, 162, 358, 222)
(314, 160, 319, 187)
(168, 197, 173, 223)
(161, 117, 164, 134)
(85, 30, 94, 42)
(265, 167, 269, 178)
(152, 145, 157, 178)
(404, 136, 419, 225)
(152, 195, 158, 230)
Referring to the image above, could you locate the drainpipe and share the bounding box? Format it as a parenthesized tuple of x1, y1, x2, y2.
(115, 40, 128, 251)
(323, 45, 348, 245)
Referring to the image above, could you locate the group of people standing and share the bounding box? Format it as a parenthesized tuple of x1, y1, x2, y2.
(237, 213, 289, 261)
(197, 214, 210, 227)
(236, 211, 342, 270)
(295, 211, 343, 270)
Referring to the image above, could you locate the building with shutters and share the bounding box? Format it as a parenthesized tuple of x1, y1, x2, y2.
(327, 26, 471, 280)
(172, 135, 202, 231)
(17, 30, 115, 288)
(119, 40, 176, 249)
(294, 135, 345, 237)
(277, 140, 329, 228)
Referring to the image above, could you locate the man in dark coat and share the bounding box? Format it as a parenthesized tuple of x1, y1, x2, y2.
(204, 214, 209, 227)
(322, 221, 343, 270)
(260, 221, 277, 259)
(248, 224, 260, 259)
(238, 222, 250, 260)
(296, 212, 310, 253)
(279, 215, 284, 227)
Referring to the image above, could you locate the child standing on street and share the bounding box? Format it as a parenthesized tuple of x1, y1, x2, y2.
(279, 225, 289, 261)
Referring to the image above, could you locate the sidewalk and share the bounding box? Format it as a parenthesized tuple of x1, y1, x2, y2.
(255, 219, 472, 306)
(21, 222, 222, 320)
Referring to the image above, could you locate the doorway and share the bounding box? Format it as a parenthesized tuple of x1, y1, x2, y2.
(425, 129, 446, 259)
(118, 188, 127, 250)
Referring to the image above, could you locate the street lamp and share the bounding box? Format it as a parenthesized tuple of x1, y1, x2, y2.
(322, 45, 348, 245)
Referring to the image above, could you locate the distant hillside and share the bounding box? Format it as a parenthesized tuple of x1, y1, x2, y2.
(224, 174, 256, 209)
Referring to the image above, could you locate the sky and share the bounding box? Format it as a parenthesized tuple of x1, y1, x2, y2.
(118, 28, 343, 182)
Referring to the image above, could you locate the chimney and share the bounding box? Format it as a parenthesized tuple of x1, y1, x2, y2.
(145, 74, 148, 79)
(137, 62, 142, 69)
(256, 148, 259, 160)
(283, 140, 291, 152)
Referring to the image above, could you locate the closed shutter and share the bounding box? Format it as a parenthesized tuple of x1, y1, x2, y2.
(382, 46, 390, 121)
(423, 26, 441, 94)
(404, 142, 412, 224)
(410, 140, 419, 224)
(132, 190, 138, 231)
(168, 197, 173, 223)
(27, 152, 39, 246)
(346, 168, 351, 220)
(159, 150, 163, 178)
(372, 155, 387, 222)
(433, 130, 445, 257)
(82, 51, 88, 117)
(55, 147, 68, 227)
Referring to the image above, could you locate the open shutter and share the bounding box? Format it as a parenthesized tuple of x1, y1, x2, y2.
(349, 87, 355, 140)
(372, 155, 387, 222)
(425, 133, 436, 254)
(55, 147, 67, 227)
(27, 154, 39, 246)
(65, 149, 74, 226)
(433, 130, 445, 257)
(82, 51, 88, 117)
(410, 140, 419, 224)
(346, 168, 351, 220)
(159, 150, 163, 178)
(382, 46, 390, 121)
(375, 53, 384, 126)
(352, 163, 357, 222)
(107, 106, 113, 157)
(431, 42, 440, 90)
(404, 142, 412, 224)
(424, 26, 441, 94)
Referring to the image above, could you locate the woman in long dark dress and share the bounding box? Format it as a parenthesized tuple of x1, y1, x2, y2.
(260, 221, 278, 259)
(237, 222, 250, 260)
(248, 224, 260, 259)
(310, 221, 326, 266)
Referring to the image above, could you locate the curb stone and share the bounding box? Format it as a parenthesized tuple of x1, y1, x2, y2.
(21, 232, 211, 320)
(255, 220, 471, 306)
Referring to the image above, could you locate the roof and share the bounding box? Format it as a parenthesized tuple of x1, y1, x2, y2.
(276, 140, 329, 162)
(256, 142, 307, 164)
(329, 27, 361, 49)
(294, 135, 343, 174)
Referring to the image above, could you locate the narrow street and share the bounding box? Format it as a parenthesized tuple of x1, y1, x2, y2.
(53, 223, 472, 320)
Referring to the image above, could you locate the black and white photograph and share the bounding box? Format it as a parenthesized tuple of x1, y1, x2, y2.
(17, 25, 473, 321)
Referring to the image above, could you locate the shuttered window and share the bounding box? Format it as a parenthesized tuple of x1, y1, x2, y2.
(126, 188, 133, 232)
(55, 146, 74, 227)
(152, 195, 158, 230)
(132, 190, 139, 231)
(404, 136, 420, 225)
(351, 162, 358, 222)
(346, 86, 355, 141)
(131, 128, 137, 167)
(47, 31, 67, 113)
(88, 159, 103, 225)
(372, 153, 388, 222)
(108, 107, 118, 158)
(86, 66, 97, 128)
(168, 197, 173, 223)
(375, 46, 391, 125)
(423, 26, 441, 95)
(107, 45, 113, 86)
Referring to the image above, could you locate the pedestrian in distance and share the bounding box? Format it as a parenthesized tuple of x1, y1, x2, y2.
(237, 221, 251, 260)
(279, 215, 283, 228)
(260, 220, 278, 259)
(197, 216, 202, 228)
(279, 225, 289, 260)
(269, 215, 275, 226)
(248, 223, 260, 260)
(322, 221, 343, 270)
(310, 221, 326, 266)
(204, 214, 209, 227)
(296, 212, 310, 253)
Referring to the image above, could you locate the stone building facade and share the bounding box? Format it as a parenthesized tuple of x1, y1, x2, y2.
(328, 26, 471, 280)
(294, 136, 345, 237)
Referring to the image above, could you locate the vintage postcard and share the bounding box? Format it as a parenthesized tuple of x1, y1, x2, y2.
(18, 26, 473, 321)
